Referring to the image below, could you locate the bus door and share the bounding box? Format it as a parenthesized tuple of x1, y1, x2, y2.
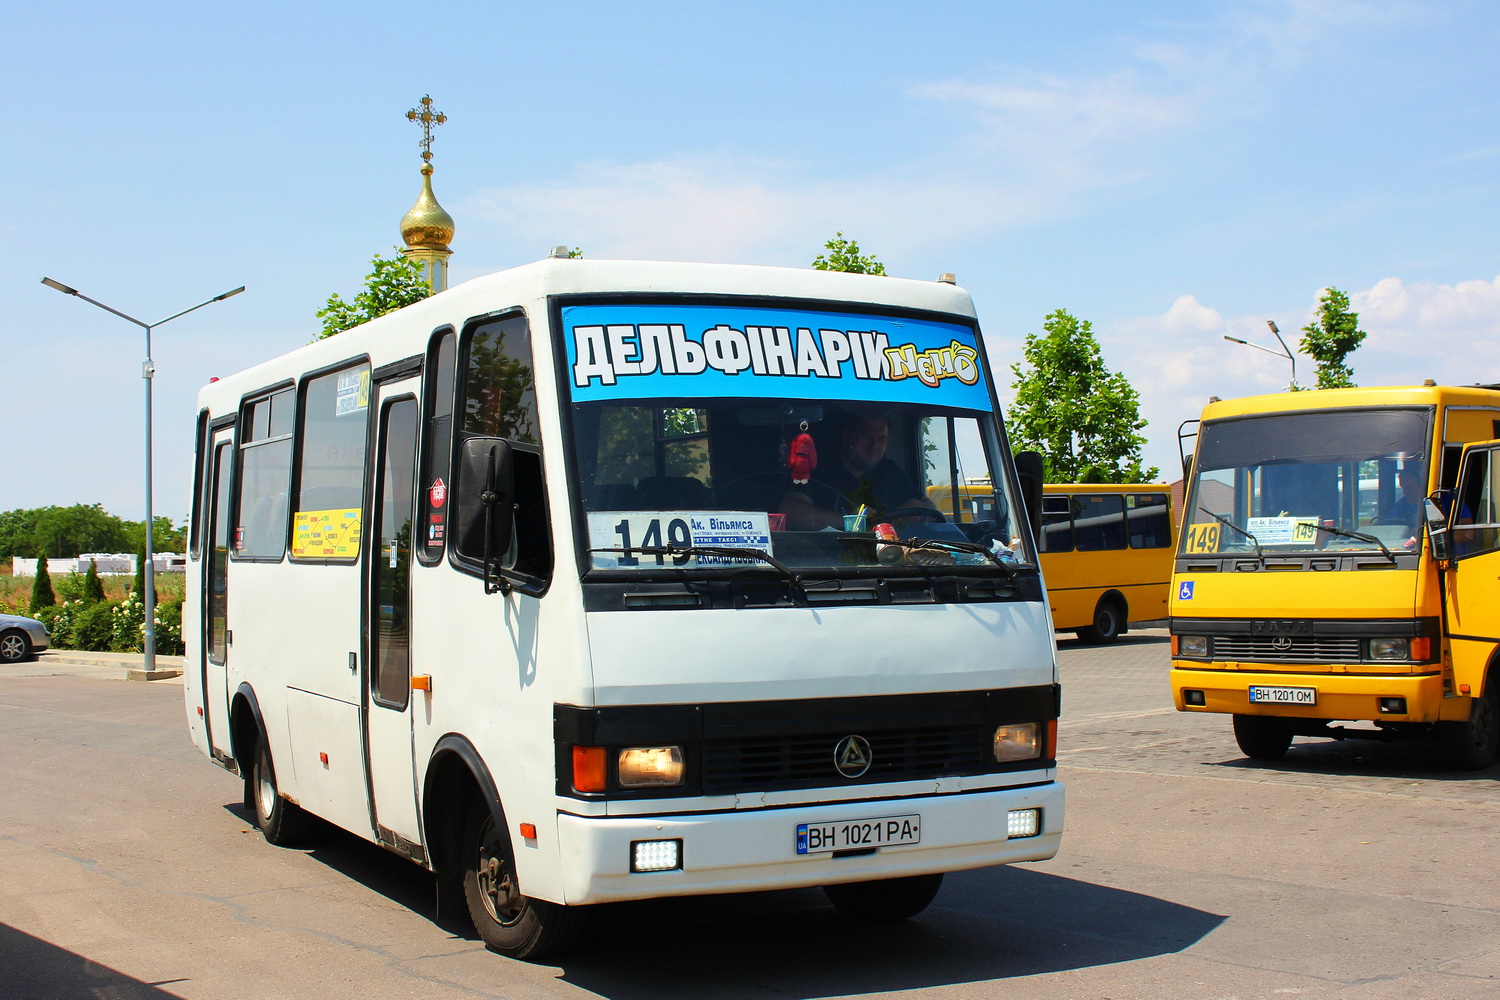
(1443, 442, 1500, 686)
(363, 378, 423, 852)
(202, 431, 235, 766)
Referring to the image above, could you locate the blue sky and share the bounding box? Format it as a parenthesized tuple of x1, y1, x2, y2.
(6, 0, 1498, 524)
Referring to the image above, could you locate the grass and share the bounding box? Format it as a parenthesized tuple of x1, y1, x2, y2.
(0, 571, 186, 614)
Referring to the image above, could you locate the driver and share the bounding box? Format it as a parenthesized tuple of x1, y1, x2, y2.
(780, 414, 935, 529)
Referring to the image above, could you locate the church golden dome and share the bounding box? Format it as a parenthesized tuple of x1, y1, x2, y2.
(400, 162, 455, 252)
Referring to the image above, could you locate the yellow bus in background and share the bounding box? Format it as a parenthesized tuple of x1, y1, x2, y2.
(930, 482, 1175, 644)
(1170, 384, 1500, 768)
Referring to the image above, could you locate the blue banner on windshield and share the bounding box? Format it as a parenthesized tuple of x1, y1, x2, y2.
(563, 303, 992, 411)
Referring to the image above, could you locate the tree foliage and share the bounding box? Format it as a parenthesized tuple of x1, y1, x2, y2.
(316, 247, 431, 340)
(812, 232, 887, 275)
(1299, 287, 1366, 390)
(0, 505, 184, 561)
(1008, 309, 1158, 484)
(29, 549, 55, 612)
(83, 559, 106, 602)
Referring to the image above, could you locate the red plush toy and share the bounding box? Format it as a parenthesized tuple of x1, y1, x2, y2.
(788, 430, 817, 484)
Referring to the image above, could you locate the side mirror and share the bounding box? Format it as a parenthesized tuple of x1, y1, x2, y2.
(1423, 497, 1450, 562)
(454, 437, 515, 592)
(1014, 450, 1045, 539)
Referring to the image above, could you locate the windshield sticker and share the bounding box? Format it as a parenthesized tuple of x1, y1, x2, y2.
(564, 303, 990, 410)
(335, 369, 370, 416)
(588, 511, 772, 569)
(1246, 516, 1319, 545)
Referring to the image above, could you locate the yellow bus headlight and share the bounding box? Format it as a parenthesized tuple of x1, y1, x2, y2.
(1177, 635, 1209, 657)
(1368, 638, 1409, 660)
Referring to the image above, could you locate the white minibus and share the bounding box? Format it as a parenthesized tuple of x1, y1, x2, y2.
(184, 257, 1064, 959)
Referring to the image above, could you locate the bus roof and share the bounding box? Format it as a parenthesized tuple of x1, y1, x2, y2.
(1198, 384, 1500, 422)
(198, 257, 980, 405)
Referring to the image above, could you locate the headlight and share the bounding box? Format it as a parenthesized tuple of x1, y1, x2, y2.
(1178, 635, 1209, 657)
(617, 746, 685, 787)
(993, 723, 1040, 763)
(1369, 638, 1409, 660)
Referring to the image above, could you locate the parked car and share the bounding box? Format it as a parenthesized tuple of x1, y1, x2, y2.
(0, 612, 50, 663)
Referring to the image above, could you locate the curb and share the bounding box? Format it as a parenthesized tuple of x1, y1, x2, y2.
(36, 650, 185, 680)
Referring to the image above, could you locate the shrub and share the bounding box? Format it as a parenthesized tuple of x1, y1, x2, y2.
(55, 571, 86, 603)
(111, 592, 144, 653)
(72, 602, 117, 652)
(30, 550, 55, 612)
(153, 597, 185, 655)
(84, 560, 106, 602)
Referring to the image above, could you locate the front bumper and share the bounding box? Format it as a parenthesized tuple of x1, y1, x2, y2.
(555, 781, 1064, 905)
(1171, 664, 1447, 722)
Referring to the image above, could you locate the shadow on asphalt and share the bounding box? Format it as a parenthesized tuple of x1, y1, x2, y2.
(236, 806, 1224, 996)
(1055, 632, 1170, 650)
(3, 921, 190, 1000)
(1207, 736, 1500, 782)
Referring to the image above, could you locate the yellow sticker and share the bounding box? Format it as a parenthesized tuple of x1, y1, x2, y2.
(292, 508, 363, 559)
(1184, 522, 1221, 554)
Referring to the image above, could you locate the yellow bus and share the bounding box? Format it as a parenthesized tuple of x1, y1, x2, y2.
(929, 482, 1175, 643)
(1170, 384, 1500, 768)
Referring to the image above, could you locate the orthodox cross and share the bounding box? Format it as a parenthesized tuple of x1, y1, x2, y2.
(406, 95, 448, 162)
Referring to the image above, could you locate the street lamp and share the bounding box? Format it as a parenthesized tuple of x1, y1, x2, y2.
(1224, 320, 1297, 391)
(41, 277, 245, 679)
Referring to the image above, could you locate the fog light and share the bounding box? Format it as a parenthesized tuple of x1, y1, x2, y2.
(630, 839, 682, 872)
(1007, 808, 1041, 839)
(1369, 638, 1409, 660)
(618, 746, 685, 787)
(993, 723, 1040, 762)
(1184, 689, 1207, 706)
(1378, 697, 1408, 714)
(1178, 635, 1209, 657)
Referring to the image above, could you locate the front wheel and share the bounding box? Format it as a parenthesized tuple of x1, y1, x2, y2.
(822, 873, 943, 922)
(1076, 599, 1125, 645)
(1439, 686, 1500, 770)
(0, 629, 32, 663)
(251, 735, 311, 846)
(1232, 714, 1293, 760)
(461, 804, 585, 961)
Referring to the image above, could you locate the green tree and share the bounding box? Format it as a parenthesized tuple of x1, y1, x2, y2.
(1299, 287, 1366, 390)
(812, 232, 887, 275)
(124, 516, 186, 554)
(29, 549, 55, 612)
(83, 559, 106, 602)
(316, 247, 431, 340)
(1008, 309, 1158, 484)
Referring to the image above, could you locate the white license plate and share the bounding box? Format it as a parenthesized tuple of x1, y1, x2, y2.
(796, 814, 921, 854)
(1248, 685, 1317, 705)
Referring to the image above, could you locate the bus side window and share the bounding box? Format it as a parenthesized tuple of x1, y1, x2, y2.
(1040, 495, 1074, 553)
(1453, 449, 1500, 559)
(456, 314, 552, 587)
(418, 328, 456, 564)
(1127, 493, 1172, 548)
(234, 387, 294, 560)
(1074, 494, 1127, 551)
(290, 362, 372, 563)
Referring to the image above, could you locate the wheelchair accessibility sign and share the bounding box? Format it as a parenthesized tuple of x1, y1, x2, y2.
(1178, 581, 1195, 601)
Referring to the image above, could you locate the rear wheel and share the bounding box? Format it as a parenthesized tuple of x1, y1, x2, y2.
(1076, 599, 1125, 645)
(822, 873, 943, 922)
(461, 803, 584, 960)
(1233, 714, 1293, 760)
(0, 629, 32, 663)
(1439, 686, 1500, 770)
(251, 734, 311, 845)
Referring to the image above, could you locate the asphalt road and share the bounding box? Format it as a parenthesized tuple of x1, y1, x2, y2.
(2, 633, 1499, 1000)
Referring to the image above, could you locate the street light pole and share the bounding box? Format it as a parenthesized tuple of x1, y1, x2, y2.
(41, 277, 244, 678)
(1224, 319, 1297, 391)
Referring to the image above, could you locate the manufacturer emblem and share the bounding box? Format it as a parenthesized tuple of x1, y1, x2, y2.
(834, 735, 873, 778)
(1271, 636, 1293, 651)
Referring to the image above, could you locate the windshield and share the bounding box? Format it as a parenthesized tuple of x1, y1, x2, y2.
(1182, 407, 1433, 557)
(562, 300, 1026, 574)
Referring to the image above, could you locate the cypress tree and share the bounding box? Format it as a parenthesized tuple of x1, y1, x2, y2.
(29, 548, 55, 612)
(84, 558, 106, 602)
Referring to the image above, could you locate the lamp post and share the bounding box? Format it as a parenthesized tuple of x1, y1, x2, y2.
(1224, 320, 1297, 391)
(41, 277, 245, 678)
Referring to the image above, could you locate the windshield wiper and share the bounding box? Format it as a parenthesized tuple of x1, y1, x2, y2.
(1197, 506, 1263, 562)
(1308, 523, 1396, 564)
(588, 545, 808, 587)
(838, 534, 1025, 577)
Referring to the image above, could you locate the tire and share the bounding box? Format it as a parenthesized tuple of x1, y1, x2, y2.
(822, 873, 943, 922)
(0, 629, 32, 664)
(1439, 686, 1500, 771)
(1076, 599, 1125, 645)
(1233, 714, 1293, 760)
(461, 803, 584, 961)
(251, 734, 311, 846)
